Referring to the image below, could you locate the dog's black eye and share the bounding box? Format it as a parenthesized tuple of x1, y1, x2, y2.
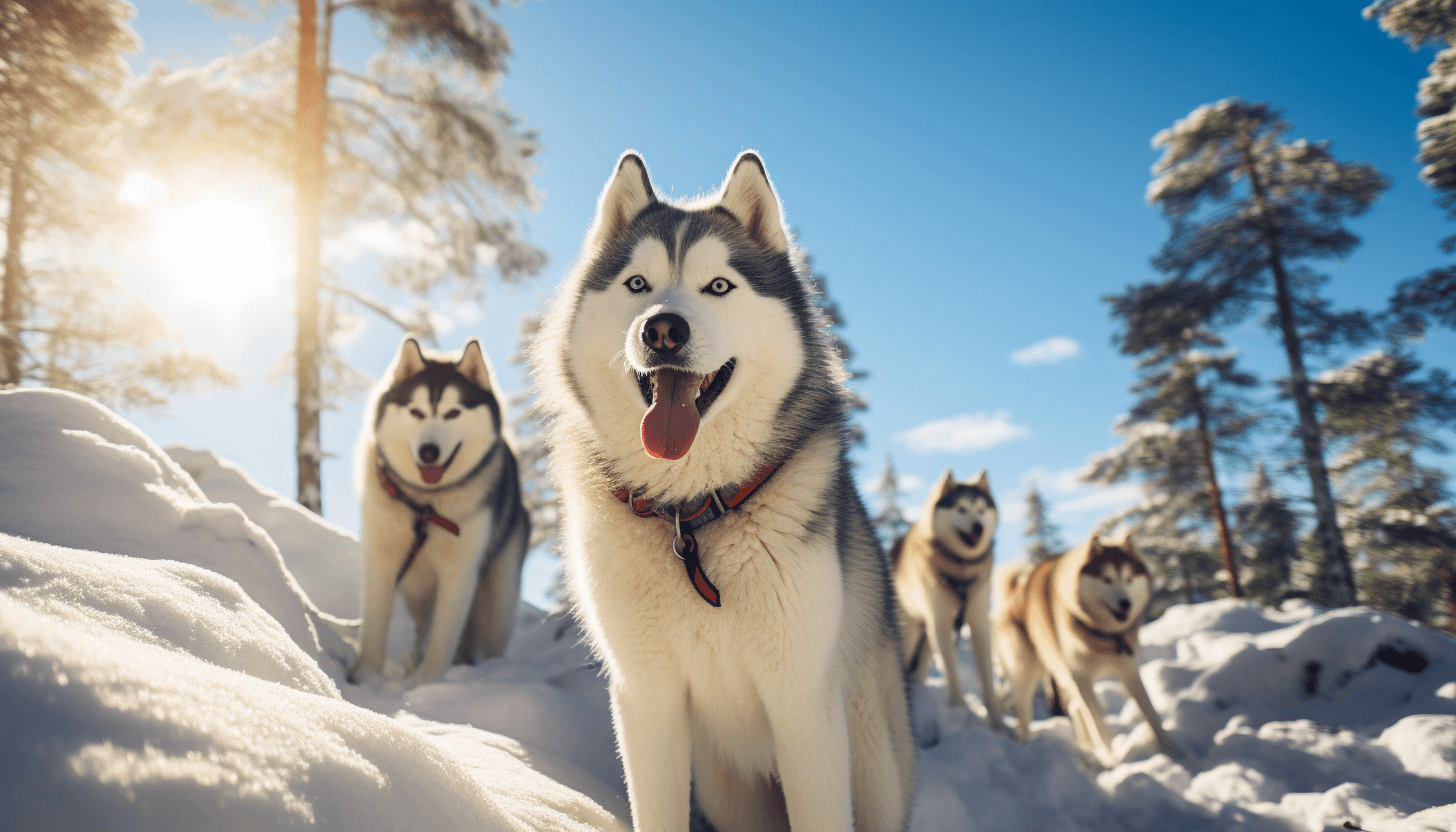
(443, 409, 461, 420)
(409, 408, 426, 420)
(625, 275, 650, 293)
(702, 277, 736, 297)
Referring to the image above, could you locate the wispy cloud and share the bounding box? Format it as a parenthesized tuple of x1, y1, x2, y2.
(1011, 336, 1081, 366)
(897, 411, 1030, 453)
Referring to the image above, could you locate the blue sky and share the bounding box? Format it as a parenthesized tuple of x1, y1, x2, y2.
(121, 0, 1456, 607)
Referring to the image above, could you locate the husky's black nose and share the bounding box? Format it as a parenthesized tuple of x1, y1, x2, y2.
(642, 312, 689, 355)
(1117, 598, 1131, 613)
(971, 521, 984, 540)
(419, 443, 440, 464)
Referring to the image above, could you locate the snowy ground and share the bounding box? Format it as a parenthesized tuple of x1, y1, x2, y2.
(2, 387, 1454, 831)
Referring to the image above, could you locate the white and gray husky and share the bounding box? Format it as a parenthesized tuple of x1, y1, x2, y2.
(892, 468, 1005, 730)
(532, 151, 915, 831)
(351, 336, 529, 687)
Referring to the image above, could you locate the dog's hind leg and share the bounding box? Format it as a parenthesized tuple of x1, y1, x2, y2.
(463, 524, 528, 662)
(691, 746, 788, 832)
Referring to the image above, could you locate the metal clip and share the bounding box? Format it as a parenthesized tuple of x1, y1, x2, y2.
(672, 509, 686, 561)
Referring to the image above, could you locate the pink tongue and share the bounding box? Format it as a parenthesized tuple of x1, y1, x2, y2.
(640, 369, 703, 460)
(419, 465, 444, 484)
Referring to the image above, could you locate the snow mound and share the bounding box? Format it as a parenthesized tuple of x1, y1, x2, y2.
(0, 389, 341, 668)
(166, 445, 362, 619)
(0, 533, 621, 831)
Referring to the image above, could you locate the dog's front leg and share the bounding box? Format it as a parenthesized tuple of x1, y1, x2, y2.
(964, 589, 1007, 732)
(611, 674, 691, 832)
(929, 603, 965, 708)
(1115, 663, 1185, 759)
(352, 534, 400, 681)
(408, 536, 488, 685)
(769, 685, 853, 832)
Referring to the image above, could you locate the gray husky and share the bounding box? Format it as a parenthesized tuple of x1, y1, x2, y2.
(532, 151, 915, 832)
(351, 336, 529, 687)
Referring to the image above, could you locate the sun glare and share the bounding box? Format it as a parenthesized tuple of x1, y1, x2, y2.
(153, 195, 290, 307)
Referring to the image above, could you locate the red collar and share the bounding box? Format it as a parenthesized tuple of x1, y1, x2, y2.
(377, 461, 460, 585)
(611, 461, 780, 607)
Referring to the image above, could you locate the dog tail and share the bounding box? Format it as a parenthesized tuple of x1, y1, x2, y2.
(996, 561, 1032, 608)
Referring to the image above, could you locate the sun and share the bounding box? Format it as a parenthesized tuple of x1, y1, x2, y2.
(150, 191, 290, 307)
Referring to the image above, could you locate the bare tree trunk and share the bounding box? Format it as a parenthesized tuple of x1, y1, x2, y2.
(1191, 382, 1241, 598)
(1439, 557, 1456, 637)
(1243, 150, 1357, 607)
(2, 126, 31, 387)
(294, 0, 326, 513)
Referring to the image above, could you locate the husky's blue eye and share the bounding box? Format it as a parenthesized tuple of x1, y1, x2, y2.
(703, 277, 736, 296)
(443, 409, 461, 420)
(409, 408, 426, 419)
(625, 275, 650, 293)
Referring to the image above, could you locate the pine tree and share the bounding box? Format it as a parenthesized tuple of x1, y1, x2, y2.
(508, 309, 558, 560)
(798, 246, 868, 447)
(1233, 464, 1302, 606)
(1147, 98, 1388, 607)
(1023, 484, 1065, 562)
(871, 454, 910, 548)
(1367, 1, 1456, 337)
(133, 0, 544, 511)
(1313, 349, 1456, 629)
(1083, 415, 1229, 614)
(1105, 281, 1261, 597)
(0, 0, 234, 408)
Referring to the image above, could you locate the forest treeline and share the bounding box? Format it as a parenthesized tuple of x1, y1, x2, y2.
(2, 1, 1455, 630)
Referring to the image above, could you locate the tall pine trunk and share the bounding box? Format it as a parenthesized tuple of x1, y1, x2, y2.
(1191, 382, 1241, 598)
(1, 124, 31, 387)
(294, 0, 326, 513)
(1242, 148, 1357, 607)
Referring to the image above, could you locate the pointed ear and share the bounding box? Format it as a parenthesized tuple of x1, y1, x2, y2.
(585, 151, 657, 251)
(455, 339, 494, 390)
(1087, 534, 1104, 557)
(933, 468, 955, 499)
(717, 152, 790, 254)
(972, 468, 990, 490)
(1119, 533, 1136, 555)
(392, 336, 427, 383)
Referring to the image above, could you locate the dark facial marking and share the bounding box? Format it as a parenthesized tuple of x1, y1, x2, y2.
(1082, 543, 1148, 578)
(936, 484, 995, 511)
(376, 360, 500, 428)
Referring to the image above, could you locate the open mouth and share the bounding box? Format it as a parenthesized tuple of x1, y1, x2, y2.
(417, 444, 460, 485)
(958, 525, 984, 549)
(635, 358, 736, 460)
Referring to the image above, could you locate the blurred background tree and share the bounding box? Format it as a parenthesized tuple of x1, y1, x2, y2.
(0, 0, 234, 410)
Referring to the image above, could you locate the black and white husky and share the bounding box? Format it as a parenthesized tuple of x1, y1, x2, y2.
(532, 152, 915, 831)
(351, 336, 529, 687)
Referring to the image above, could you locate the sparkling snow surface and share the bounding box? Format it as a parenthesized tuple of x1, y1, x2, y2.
(1, 388, 1454, 831)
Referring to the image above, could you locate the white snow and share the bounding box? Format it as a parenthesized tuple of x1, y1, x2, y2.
(2, 386, 1454, 831)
